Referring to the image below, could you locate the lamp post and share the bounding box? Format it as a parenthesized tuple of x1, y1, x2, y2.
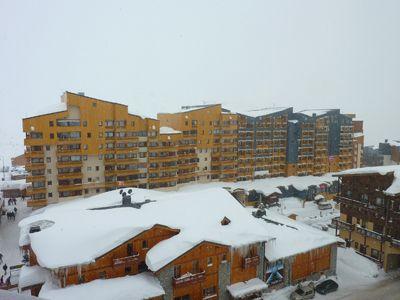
(1, 156, 5, 181)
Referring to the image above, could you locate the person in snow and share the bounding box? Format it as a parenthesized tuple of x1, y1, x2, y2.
(0, 275, 3, 285)
(3, 264, 7, 275)
(13, 206, 17, 214)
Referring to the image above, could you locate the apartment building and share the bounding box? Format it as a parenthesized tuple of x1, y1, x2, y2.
(352, 119, 364, 168)
(363, 140, 400, 167)
(287, 109, 354, 176)
(23, 92, 198, 207)
(333, 165, 400, 271)
(158, 105, 238, 182)
(236, 108, 291, 180)
(23, 92, 360, 207)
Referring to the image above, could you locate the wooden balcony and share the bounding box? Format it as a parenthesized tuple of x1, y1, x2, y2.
(355, 225, 383, 241)
(57, 173, 83, 180)
(243, 255, 260, 269)
(58, 184, 83, 192)
(27, 199, 48, 207)
(331, 218, 354, 231)
(113, 253, 139, 266)
(173, 271, 205, 287)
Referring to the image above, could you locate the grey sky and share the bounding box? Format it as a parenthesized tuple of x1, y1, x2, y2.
(1, 0, 399, 163)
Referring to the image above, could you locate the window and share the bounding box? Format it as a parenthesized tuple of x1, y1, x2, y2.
(47, 169, 52, 174)
(47, 181, 52, 186)
(98, 271, 106, 279)
(125, 266, 132, 274)
(92, 102, 97, 107)
(96, 166, 100, 171)
(87, 132, 91, 138)
(46, 157, 51, 163)
(203, 286, 216, 298)
(46, 145, 50, 151)
(131, 121, 135, 127)
(371, 248, 380, 259)
(88, 177, 92, 182)
(127, 244, 134, 256)
(48, 192, 52, 197)
(207, 257, 213, 267)
(221, 254, 227, 262)
(87, 166, 92, 171)
(83, 155, 87, 161)
(142, 240, 148, 249)
(192, 260, 200, 273)
(98, 121, 102, 126)
(98, 154, 103, 160)
(49, 121, 54, 127)
(83, 121, 87, 127)
(50, 133, 54, 139)
(174, 265, 181, 278)
(84, 189, 89, 194)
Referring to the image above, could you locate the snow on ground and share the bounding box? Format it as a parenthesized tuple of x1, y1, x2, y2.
(0, 197, 32, 266)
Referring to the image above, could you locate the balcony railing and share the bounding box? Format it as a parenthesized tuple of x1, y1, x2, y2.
(331, 218, 355, 232)
(243, 255, 260, 269)
(173, 271, 205, 287)
(113, 253, 139, 266)
(355, 225, 383, 241)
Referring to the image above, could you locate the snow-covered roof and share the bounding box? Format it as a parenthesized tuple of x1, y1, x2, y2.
(263, 210, 338, 261)
(39, 272, 165, 300)
(159, 126, 181, 134)
(24, 102, 67, 119)
(18, 265, 50, 290)
(227, 278, 268, 298)
(0, 179, 28, 191)
(298, 109, 334, 117)
(19, 188, 272, 270)
(177, 174, 336, 197)
(225, 105, 290, 118)
(388, 140, 400, 147)
(335, 165, 400, 196)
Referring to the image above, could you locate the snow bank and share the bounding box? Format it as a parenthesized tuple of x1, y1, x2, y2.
(39, 272, 165, 300)
(227, 278, 267, 298)
(19, 188, 272, 271)
(19, 265, 50, 290)
(335, 165, 400, 196)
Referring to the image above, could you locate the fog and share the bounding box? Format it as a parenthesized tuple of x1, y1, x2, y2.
(1, 0, 399, 163)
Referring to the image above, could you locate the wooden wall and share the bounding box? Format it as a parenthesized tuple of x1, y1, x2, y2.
(291, 246, 331, 282)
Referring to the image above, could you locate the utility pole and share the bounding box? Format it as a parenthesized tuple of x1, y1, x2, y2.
(1, 156, 4, 181)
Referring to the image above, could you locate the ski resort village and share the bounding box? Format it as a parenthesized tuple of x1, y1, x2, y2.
(0, 91, 399, 300)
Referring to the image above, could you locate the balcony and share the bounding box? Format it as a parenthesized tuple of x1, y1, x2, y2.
(173, 271, 205, 287)
(355, 225, 383, 241)
(27, 199, 48, 207)
(113, 253, 139, 266)
(57, 172, 83, 180)
(331, 218, 354, 231)
(243, 255, 260, 269)
(58, 184, 83, 192)
(27, 187, 47, 195)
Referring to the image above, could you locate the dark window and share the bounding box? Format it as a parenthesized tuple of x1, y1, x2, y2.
(50, 133, 54, 139)
(125, 266, 132, 274)
(46, 145, 50, 151)
(142, 240, 148, 249)
(49, 121, 54, 127)
(192, 260, 200, 273)
(96, 188, 100, 193)
(99, 271, 106, 279)
(92, 102, 96, 107)
(78, 275, 85, 284)
(96, 166, 100, 171)
(48, 193, 52, 197)
(174, 265, 181, 278)
(138, 261, 148, 273)
(127, 244, 134, 256)
(87, 132, 91, 138)
(47, 181, 52, 186)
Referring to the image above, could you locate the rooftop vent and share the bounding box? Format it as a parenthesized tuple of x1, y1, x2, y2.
(78, 92, 85, 96)
(221, 216, 231, 226)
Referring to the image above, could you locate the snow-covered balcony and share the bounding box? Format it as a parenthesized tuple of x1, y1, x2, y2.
(113, 253, 139, 266)
(173, 271, 205, 287)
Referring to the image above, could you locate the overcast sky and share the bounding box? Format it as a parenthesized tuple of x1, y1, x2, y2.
(0, 0, 399, 164)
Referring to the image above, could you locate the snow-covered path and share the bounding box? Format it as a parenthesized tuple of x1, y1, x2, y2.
(0, 198, 32, 267)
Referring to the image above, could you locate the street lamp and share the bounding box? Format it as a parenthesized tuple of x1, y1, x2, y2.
(1, 156, 4, 181)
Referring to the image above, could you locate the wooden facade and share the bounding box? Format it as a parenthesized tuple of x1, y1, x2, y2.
(291, 246, 331, 282)
(335, 171, 400, 271)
